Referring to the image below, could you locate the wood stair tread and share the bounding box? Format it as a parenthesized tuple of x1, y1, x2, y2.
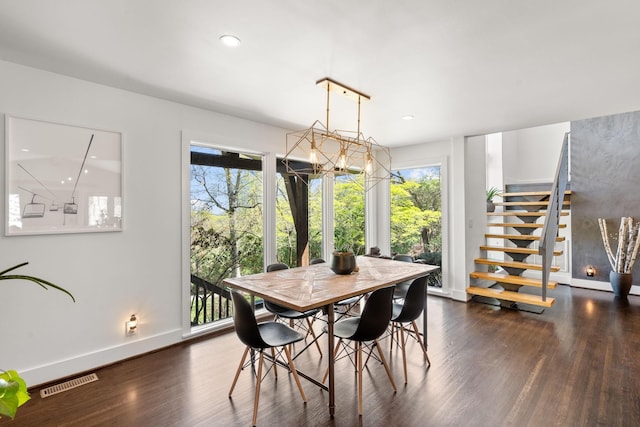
(501, 190, 572, 197)
(467, 285, 555, 307)
(480, 245, 563, 256)
(488, 222, 566, 229)
(470, 271, 558, 288)
(494, 201, 571, 206)
(475, 258, 561, 272)
(485, 233, 565, 242)
(487, 211, 569, 217)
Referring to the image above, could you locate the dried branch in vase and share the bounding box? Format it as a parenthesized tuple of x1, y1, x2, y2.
(598, 217, 640, 274)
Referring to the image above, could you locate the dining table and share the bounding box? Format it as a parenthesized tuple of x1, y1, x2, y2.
(223, 255, 439, 417)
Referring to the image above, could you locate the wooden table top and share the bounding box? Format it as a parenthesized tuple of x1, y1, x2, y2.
(223, 256, 439, 312)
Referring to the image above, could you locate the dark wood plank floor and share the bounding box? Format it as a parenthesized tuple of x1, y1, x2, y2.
(4, 285, 640, 427)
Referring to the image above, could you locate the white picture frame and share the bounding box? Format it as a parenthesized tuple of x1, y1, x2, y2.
(5, 115, 122, 235)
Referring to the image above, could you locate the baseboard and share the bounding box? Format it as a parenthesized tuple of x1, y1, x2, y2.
(23, 328, 183, 388)
(451, 288, 471, 302)
(570, 278, 639, 296)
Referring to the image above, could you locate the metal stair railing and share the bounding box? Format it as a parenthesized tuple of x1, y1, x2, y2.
(538, 132, 569, 302)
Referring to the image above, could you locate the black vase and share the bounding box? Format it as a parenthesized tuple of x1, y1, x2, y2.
(330, 252, 356, 275)
(609, 271, 633, 298)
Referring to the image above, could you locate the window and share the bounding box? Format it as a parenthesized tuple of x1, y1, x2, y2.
(276, 173, 323, 266)
(390, 166, 443, 288)
(334, 173, 365, 255)
(189, 145, 263, 327)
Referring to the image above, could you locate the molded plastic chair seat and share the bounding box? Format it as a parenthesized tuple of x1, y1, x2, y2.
(229, 290, 307, 426)
(257, 322, 305, 347)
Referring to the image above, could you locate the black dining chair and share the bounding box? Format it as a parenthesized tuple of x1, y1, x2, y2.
(391, 254, 415, 300)
(388, 275, 430, 384)
(263, 263, 323, 356)
(322, 286, 397, 415)
(228, 290, 307, 426)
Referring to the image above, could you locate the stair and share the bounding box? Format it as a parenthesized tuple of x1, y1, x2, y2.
(494, 200, 571, 207)
(474, 258, 561, 272)
(470, 271, 558, 288)
(479, 245, 563, 256)
(487, 211, 568, 217)
(468, 186, 569, 310)
(488, 223, 567, 229)
(485, 233, 565, 242)
(466, 286, 555, 307)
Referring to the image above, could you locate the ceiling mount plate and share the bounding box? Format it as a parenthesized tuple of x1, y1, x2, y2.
(316, 77, 370, 102)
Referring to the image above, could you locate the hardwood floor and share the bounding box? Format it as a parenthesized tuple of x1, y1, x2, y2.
(4, 285, 640, 426)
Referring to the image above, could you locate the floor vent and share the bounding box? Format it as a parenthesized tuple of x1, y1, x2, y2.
(40, 373, 99, 398)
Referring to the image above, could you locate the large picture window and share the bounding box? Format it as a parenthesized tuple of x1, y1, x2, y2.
(189, 146, 263, 327)
(390, 166, 443, 288)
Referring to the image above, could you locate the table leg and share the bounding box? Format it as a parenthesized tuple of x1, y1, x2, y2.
(422, 290, 427, 352)
(327, 303, 335, 417)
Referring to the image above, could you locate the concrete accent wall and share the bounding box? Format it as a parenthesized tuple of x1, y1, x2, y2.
(571, 110, 640, 285)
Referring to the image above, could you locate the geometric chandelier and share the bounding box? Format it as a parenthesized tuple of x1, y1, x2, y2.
(283, 77, 391, 190)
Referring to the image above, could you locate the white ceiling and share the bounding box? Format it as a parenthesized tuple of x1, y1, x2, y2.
(1, 0, 639, 147)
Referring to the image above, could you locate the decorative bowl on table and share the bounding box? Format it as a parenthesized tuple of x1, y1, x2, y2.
(330, 251, 356, 275)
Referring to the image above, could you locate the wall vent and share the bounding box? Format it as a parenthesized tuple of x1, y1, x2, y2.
(40, 373, 99, 398)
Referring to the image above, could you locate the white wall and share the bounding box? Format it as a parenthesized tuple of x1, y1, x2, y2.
(502, 122, 570, 184)
(0, 60, 287, 386)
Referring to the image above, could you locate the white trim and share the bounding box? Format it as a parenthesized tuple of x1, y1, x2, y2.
(322, 172, 334, 260)
(22, 328, 183, 388)
(263, 152, 277, 266)
(571, 278, 640, 296)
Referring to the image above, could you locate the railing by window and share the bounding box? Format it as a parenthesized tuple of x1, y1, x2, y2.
(539, 132, 570, 302)
(191, 274, 264, 326)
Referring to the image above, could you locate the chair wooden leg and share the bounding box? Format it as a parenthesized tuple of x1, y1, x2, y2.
(357, 342, 363, 416)
(252, 351, 264, 426)
(374, 339, 397, 392)
(229, 346, 250, 396)
(389, 323, 394, 357)
(283, 345, 307, 402)
(271, 347, 277, 379)
(411, 320, 431, 366)
(305, 317, 323, 357)
(399, 325, 408, 384)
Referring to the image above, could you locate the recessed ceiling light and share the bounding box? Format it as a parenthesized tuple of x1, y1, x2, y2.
(219, 34, 241, 47)
(402, 115, 414, 121)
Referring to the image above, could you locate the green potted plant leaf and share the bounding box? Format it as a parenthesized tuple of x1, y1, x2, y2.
(0, 262, 75, 419)
(486, 186, 502, 212)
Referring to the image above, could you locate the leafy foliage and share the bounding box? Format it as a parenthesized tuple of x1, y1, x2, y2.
(1, 264, 74, 418)
(0, 370, 30, 419)
(0, 262, 75, 302)
(486, 186, 502, 202)
(390, 171, 442, 256)
(334, 176, 365, 254)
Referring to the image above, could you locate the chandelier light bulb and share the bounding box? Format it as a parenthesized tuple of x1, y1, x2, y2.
(310, 139, 318, 164)
(365, 153, 373, 174)
(337, 147, 347, 170)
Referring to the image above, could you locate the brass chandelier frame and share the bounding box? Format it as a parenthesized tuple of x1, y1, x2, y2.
(283, 78, 391, 189)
